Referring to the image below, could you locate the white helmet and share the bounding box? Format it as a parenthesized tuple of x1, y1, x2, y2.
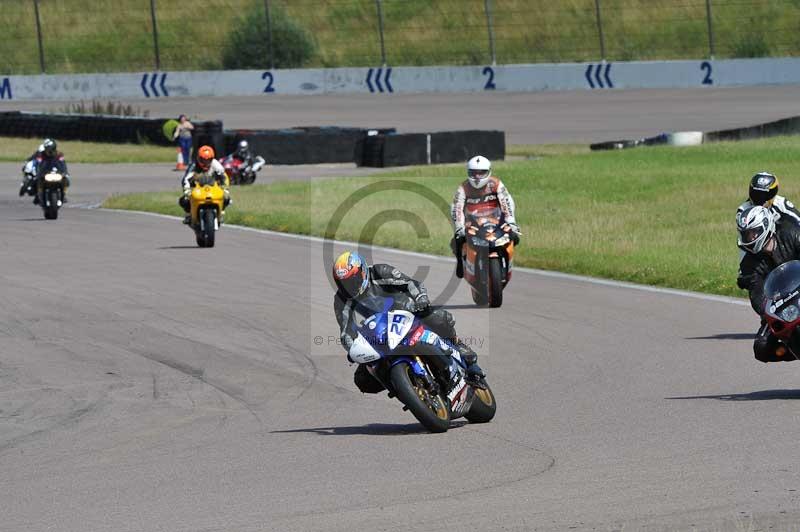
(737, 205, 776, 254)
(467, 155, 491, 189)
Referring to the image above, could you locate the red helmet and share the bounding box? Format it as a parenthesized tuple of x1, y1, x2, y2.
(197, 145, 215, 170)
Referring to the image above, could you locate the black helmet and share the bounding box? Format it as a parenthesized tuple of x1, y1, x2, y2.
(749, 172, 779, 206)
(43, 138, 57, 158)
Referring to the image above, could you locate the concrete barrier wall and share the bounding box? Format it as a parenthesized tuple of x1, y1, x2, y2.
(2, 58, 800, 101)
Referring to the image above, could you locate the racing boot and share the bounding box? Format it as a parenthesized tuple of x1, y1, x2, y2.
(451, 237, 464, 279)
(183, 215, 191, 225)
(455, 339, 485, 384)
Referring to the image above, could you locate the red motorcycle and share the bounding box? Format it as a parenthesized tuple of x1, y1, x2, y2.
(219, 155, 265, 185)
(763, 260, 800, 360)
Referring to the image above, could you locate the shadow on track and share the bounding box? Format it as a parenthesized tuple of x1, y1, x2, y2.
(437, 304, 490, 311)
(685, 333, 754, 340)
(667, 389, 800, 401)
(271, 420, 467, 436)
(157, 246, 202, 250)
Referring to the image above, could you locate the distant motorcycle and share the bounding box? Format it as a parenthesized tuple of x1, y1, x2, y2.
(461, 206, 516, 307)
(188, 173, 227, 247)
(37, 169, 66, 220)
(348, 294, 496, 433)
(19, 159, 37, 197)
(763, 260, 800, 360)
(219, 154, 265, 185)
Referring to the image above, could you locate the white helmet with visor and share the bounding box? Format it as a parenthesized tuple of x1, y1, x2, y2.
(737, 205, 776, 254)
(466, 155, 491, 189)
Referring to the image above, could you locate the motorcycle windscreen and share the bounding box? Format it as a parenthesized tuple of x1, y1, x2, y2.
(764, 260, 800, 317)
(196, 174, 217, 186)
(466, 206, 502, 223)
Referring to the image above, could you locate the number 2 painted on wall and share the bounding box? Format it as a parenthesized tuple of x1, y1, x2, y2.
(482, 66, 496, 90)
(700, 61, 713, 85)
(262, 71, 275, 93)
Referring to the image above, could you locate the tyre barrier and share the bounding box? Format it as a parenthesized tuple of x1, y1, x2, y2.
(590, 115, 800, 151)
(0, 111, 222, 146)
(222, 126, 392, 166)
(704, 116, 800, 142)
(358, 130, 505, 167)
(0, 111, 506, 167)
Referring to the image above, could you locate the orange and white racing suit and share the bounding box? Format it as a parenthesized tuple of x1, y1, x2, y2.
(451, 175, 518, 238)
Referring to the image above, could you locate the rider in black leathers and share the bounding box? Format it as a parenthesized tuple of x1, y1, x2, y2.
(332, 251, 484, 393)
(33, 139, 70, 204)
(737, 205, 800, 362)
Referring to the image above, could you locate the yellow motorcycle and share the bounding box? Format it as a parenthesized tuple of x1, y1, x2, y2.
(189, 174, 227, 248)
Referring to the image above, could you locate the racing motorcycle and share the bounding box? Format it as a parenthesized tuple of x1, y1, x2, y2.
(348, 294, 496, 433)
(219, 154, 265, 185)
(189, 174, 226, 247)
(19, 159, 37, 197)
(37, 170, 66, 220)
(763, 260, 800, 360)
(461, 206, 516, 307)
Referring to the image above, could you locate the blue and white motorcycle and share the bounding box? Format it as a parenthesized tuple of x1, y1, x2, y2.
(348, 295, 496, 433)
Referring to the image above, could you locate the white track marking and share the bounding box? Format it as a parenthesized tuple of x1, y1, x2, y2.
(102, 208, 749, 307)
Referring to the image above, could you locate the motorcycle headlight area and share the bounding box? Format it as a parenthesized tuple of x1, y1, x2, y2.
(44, 173, 63, 182)
(780, 304, 800, 322)
(470, 235, 489, 246)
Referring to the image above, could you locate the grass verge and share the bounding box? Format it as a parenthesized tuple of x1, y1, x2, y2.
(103, 136, 800, 298)
(2, 0, 798, 73)
(0, 137, 175, 164)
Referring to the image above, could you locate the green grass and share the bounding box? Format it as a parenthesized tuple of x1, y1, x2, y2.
(103, 135, 800, 298)
(0, 137, 175, 163)
(3, 0, 799, 73)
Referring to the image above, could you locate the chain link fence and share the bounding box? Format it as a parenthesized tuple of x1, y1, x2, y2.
(2, 0, 799, 74)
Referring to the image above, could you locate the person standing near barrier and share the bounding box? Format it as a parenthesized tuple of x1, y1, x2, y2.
(173, 115, 194, 171)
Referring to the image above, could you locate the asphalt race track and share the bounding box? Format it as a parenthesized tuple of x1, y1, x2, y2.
(3, 88, 800, 531)
(3, 85, 800, 144)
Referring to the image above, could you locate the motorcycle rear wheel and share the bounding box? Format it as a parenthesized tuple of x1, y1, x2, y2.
(464, 382, 497, 423)
(390, 362, 450, 433)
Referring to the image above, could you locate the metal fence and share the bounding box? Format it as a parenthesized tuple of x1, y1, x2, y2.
(3, 0, 799, 74)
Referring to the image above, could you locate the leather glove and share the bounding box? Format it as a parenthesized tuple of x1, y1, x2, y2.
(413, 293, 430, 313)
(454, 227, 465, 239)
(505, 223, 521, 245)
(182, 188, 190, 197)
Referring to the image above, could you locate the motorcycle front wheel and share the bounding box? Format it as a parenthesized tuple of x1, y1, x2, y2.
(43, 189, 59, 220)
(390, 362, 450, 433)
(464, 382, 496, 424)
(488, 257, 504, 308)
(196, 208, 216, 248)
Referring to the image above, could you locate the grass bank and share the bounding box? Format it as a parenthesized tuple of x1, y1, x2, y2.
(3, 0, 798, 73)
(0, 137, 175, 164)
(104, 136, 800, 298)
